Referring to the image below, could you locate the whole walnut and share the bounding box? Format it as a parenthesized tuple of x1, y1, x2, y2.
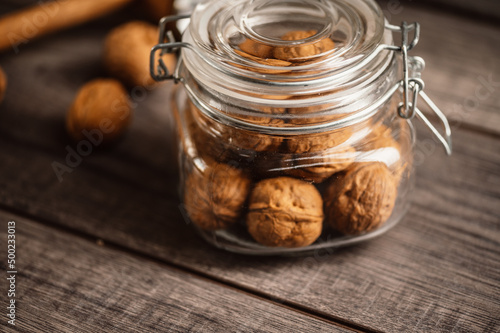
(324, 162, 398, 235)
(66, 79, 132, 142)
(247, 177, 324, 247)
(188, 99, 283, 155)
(274, 30, 335, 62)
(286, 129, 352, 153)
(0, 66, 6, 103)
(239, 38, 274, 59)
(283, 145, 356, 183)
(358, 123, 408, 182)
(283, 130, 355, 182)
(227, 127, 284, 152)
(185, 100, 232, 161)
(103, 21, 175, 88)
(184, 160, 251, 231)
(234, 49, 292, 74)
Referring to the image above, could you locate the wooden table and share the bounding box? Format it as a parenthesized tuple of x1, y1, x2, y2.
(0, 1, 499, 332)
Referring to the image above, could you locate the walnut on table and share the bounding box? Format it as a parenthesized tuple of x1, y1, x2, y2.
(66, 78, 132, 143)
(324, 162, 398, 235)
(103, 21, 176, 88)
(247, 177, 324, 247)
(184, 159, 251, 231)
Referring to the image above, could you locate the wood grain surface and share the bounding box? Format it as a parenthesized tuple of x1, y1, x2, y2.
(0, 1, 499, 333)
(0, 213, 351, 333)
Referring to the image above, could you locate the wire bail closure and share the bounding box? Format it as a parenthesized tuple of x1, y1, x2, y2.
(385, 22, 452, 155)
(150, 14, 191, 83)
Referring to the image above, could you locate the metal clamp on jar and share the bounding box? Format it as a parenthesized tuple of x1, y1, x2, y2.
(150, 0, 452, 255)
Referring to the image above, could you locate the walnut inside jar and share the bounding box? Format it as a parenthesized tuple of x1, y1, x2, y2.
(274, 30, 335, 62)
(184, 159, 251, 231)
(188, 98, 284, 155)
(283, 129, 355, 183)
(185, 100, 230, 161)
(239, 38, 274, 59)
(324, 162, 398, 235)
(358, 123, 408, 182)
(247, 177, 324, 247)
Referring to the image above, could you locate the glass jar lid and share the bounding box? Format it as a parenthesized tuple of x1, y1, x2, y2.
(188, 0, 387, 79)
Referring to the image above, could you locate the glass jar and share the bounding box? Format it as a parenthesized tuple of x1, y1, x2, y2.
(150, 0, 452, 255)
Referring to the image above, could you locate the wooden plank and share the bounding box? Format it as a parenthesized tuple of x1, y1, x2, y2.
(0, 213, 350, 333)
(1, 123, 499, 332)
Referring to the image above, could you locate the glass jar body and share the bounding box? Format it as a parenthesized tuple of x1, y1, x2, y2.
(173, 76, 415, 255)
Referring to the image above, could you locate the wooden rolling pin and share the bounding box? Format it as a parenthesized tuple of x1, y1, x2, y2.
(0, 0, 173, 53)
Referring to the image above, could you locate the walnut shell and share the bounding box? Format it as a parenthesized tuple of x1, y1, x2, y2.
(184, 160, 251, 231)
(0, 66, 6, 103)
(274, 30, 335, 62)
(66, 79, 132, 142)
(188, 99, 283, 154)
(226, 126, 283, 152)
(247, 177, 324, 247)
(283, 145, 356, 183)
(185, 100, 231, 161)
(234, 49, 292, 74)
(359, 123, 407, 182)
(283, 130, 355, 182)
(239, 38, 274, 59)
(324, 162, 398, 235)
(286, 129, 352, 154)
(103, 21, 175, 88)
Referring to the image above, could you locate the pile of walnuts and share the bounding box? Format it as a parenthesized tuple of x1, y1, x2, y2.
(182, 30, 406, 248)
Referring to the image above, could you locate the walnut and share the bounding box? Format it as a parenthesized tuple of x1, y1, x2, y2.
(227, 126, 283, 152)
(358, 123, 407, 182)
(103, 21, 175, 88)
(247, 177, 324, 247)
(184, 160, 251, 231)
(66, 78, 132, 142)
(274, 30, 335, 62)
(324, 162, 398, 235)
(188, 99, 283, 155)
(185, 100, 231, 161)
(286, 94, 345, 125)
(234, 49, 292, 74)
(283, 130, 355, 182)
(0, 66, 6, 103)
(287, 129, 352, 153)
(239, 38, 274, 59)
(283, 146, 356, 183)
